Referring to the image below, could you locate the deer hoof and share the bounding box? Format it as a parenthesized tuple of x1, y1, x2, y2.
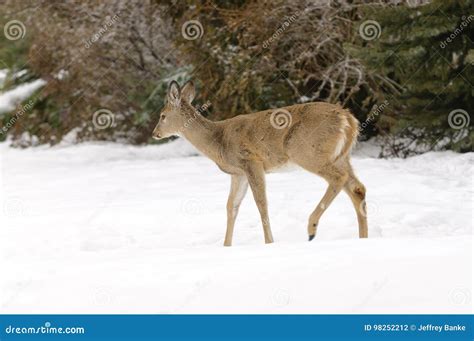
(308, 234, 315, 241)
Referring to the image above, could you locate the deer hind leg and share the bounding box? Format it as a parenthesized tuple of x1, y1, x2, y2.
(224, 175, 249, 246)
(307, 164, 348, 241)
(343, 169, 368, 238)
(244, 162, 274, 244)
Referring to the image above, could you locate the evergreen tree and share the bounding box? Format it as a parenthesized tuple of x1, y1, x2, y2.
(348, 0, 473, 156)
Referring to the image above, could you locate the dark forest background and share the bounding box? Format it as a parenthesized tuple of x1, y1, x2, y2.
(0, 0, 472, 157)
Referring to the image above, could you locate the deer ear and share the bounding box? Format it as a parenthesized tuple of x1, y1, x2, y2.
(168, 81, 180, 105)
(181, 81, 196, 104)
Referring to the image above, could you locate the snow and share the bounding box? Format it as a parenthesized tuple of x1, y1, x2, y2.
(0, 140, 472, 313)
(0, 79, 46, 115)
(0, 69, 7, 88)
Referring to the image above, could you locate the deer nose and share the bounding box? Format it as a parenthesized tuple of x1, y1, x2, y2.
(153, 132, 161, 139)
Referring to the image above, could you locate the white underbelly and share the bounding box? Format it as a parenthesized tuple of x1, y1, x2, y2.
(267, 162, 301, 173)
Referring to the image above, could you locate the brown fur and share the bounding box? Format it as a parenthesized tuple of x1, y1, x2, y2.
(153, 81, 368, 246)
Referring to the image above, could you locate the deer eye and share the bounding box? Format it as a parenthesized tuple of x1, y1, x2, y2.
(161, 115, 166, 121)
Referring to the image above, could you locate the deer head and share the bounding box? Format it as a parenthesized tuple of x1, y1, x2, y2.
(152, 80, 196, 140)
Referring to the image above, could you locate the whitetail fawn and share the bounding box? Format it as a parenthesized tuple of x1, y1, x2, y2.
(153, 81, 368, 246)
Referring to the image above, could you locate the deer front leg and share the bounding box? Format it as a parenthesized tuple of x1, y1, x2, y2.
(244, 162, 274, 244)
(224, 175, 249, 246)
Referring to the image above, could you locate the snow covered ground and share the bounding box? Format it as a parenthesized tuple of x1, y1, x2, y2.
(0, 140, 472, 313)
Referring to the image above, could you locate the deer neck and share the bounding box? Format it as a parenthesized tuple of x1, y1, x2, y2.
(181, 111, 221, 161)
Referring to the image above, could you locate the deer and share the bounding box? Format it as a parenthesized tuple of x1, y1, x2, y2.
(152, 81, 368, 246)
